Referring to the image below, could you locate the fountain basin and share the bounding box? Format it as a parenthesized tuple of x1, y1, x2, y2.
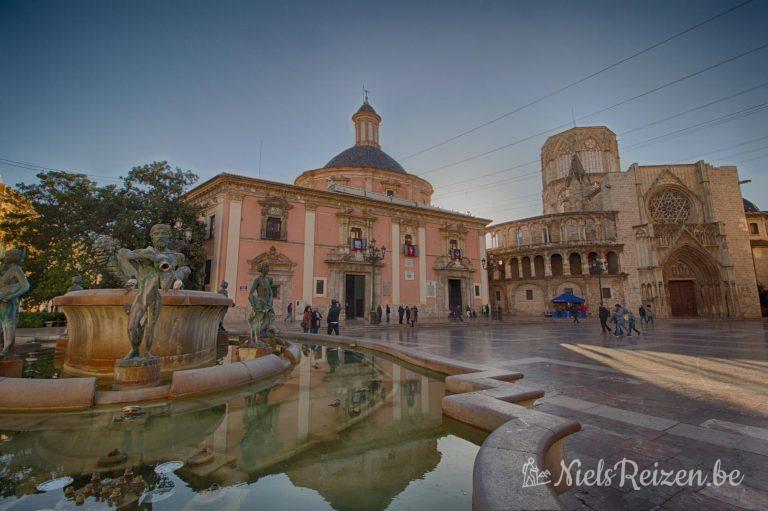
(52, 289, 232, 377)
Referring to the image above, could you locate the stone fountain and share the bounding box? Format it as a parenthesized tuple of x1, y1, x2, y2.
(52, 224, 233, 384)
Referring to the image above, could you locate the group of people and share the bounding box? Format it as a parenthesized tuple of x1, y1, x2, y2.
(297, 299, 342, 335)
(396, 304, 419, 327)
(598, 303, 654, 337)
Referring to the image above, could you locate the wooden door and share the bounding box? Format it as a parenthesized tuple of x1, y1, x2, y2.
(668, 280, 697, 316)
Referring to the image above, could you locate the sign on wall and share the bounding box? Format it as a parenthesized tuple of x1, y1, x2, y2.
(404, 258, 414, 268)
(405, 271, 415, 281)
(426, 281, 437, 298)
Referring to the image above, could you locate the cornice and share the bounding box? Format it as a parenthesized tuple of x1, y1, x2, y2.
(185, 173, 489, 227)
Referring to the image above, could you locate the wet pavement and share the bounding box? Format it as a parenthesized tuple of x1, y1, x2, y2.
(363, 318, 768, 511)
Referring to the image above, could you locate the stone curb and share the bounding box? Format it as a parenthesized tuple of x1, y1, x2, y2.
(281, 331, 581, 511)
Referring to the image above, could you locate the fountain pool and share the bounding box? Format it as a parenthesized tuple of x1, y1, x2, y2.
(0, 342, 484, 511)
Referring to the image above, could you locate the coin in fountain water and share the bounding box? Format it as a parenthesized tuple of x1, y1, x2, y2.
(154, 460, 184, 474)
(35, 477, 73, 492)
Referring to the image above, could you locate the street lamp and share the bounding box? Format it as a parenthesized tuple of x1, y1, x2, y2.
(592, 257, 606, 307)
(481, 253, 495, 319)
(365, 238, 387, 324)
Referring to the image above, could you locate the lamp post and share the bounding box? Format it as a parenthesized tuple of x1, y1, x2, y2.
(481, 253, 495, 319)
(365, 238, 387, 324)
(592, 257, 606, 307)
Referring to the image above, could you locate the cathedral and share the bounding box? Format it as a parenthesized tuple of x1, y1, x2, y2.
(186, 100, 490, 322)
(486, 126, 762, 318)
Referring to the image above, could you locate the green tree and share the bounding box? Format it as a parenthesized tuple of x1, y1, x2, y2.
(0, 162, 206, 306)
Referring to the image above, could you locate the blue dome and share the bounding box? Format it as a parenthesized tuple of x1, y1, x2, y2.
(324, 145, 407, 174)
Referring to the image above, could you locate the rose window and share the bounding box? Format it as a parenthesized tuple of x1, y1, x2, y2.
(648, 189, 692, 224)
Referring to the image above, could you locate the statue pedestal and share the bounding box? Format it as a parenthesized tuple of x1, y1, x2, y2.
(238, 344, 273, 361)
(0, 355, 23, 377)
(113, 357, 160, 389)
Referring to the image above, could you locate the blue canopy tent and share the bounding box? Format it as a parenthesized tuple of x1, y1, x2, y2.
(551, 292, 585, 304)
(550, 292, 586, 318)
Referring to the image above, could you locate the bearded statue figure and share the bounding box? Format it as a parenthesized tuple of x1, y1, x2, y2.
(247, 261, 277, 345)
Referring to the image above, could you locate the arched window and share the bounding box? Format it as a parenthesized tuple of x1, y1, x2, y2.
(749, 223, 759, 235)
(606, 251, 619, 274)
(534, 255, 545, 278)
(517, 228, 524, 246)
(550, 254, 563, 276)
(522, 256, 532, 278)
(569, 253, 583, 275)
(509, 257, 520, 279)
(588, 252, 599, 274)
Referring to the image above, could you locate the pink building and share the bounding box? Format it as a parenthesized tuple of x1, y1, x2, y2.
(186, 100, 491, 322)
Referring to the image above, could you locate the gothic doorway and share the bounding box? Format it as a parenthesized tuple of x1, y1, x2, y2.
(668, 280, 697, 316)
(345, 274, 366, 319)
(448, 279, 462, 313)
(662, 244, 723, 318)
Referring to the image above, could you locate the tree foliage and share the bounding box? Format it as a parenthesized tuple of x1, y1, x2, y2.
(0, 162, 207, 306)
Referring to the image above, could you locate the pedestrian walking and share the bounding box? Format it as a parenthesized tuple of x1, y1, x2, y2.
(285, 302, 293, 323)
(628, 311, 641, 336)
(301, 305, 311, 333)
(405, 306, 411, 325)
(638, 305, 647, 326)
(376, 304, 383, 324)
(410, 306, 418, 327)
(613, 304, 628, 337)
(310, 307, 322, 334)
(645, 304, 655, 326)
(570, 303, 580, 324)
(398, 304, 404, 324)
(598, 305, 610, 333)
(327, 299, 341, 335)
(386, 304, 391, 323)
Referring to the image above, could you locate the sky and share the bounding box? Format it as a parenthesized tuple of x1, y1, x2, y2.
(1, 0, 767, 222)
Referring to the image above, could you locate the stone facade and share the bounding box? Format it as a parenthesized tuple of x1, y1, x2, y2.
(185, 101, 490, 321)
(746, 206, 768, 289)
(487, 127, 761, 318)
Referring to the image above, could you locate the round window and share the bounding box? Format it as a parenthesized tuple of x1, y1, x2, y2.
(648, 189, 692, 224)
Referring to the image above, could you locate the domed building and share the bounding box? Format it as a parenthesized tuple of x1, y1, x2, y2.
(186, 100, 491, 322)
(487, 126, 761, 318)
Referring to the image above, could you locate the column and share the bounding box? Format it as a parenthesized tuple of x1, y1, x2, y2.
(580, 252, 587, 275)
(421, 375, 430, 415)
(544, 254, 552, 276)
(391, 222, 400, 305)
(297, 355, 311, 441)
(517, 259, 524, 279)
(392, 363, 402, 421)
(211, 199, 225, 286)
(302, 205, 316, 302)
(223, 197, 242, 291)
(479, 234, 489, 305)
(418, 226, 427, 304)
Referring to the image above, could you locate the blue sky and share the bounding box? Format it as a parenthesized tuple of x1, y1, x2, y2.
(1, 0, 767, 221)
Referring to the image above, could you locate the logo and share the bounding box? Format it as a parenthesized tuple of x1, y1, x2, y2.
(520, 457, 745, 490)
(522, 457, 551, 488)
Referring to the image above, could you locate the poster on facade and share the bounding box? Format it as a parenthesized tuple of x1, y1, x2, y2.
(405, 271, 415, 281)
(426, 281, 436, 298)
(404, 258, 414, 268)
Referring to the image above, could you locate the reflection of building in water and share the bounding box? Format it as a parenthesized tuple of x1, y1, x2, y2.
(0, 345, 447, 511)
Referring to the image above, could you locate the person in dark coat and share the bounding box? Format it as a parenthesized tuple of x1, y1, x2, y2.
(327, 299, 341, 335)
(410, 306, 418, 327)
(598, 305, 610, 333)
(310, 308, 322, 334)
(398, 304, 404, 324)
(386, 304, 391, 323)
(405, 306, 411, 324)
(569, 303, 580, 324)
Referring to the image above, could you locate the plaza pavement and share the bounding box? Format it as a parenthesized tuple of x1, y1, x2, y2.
(359, 318, 768, 511)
